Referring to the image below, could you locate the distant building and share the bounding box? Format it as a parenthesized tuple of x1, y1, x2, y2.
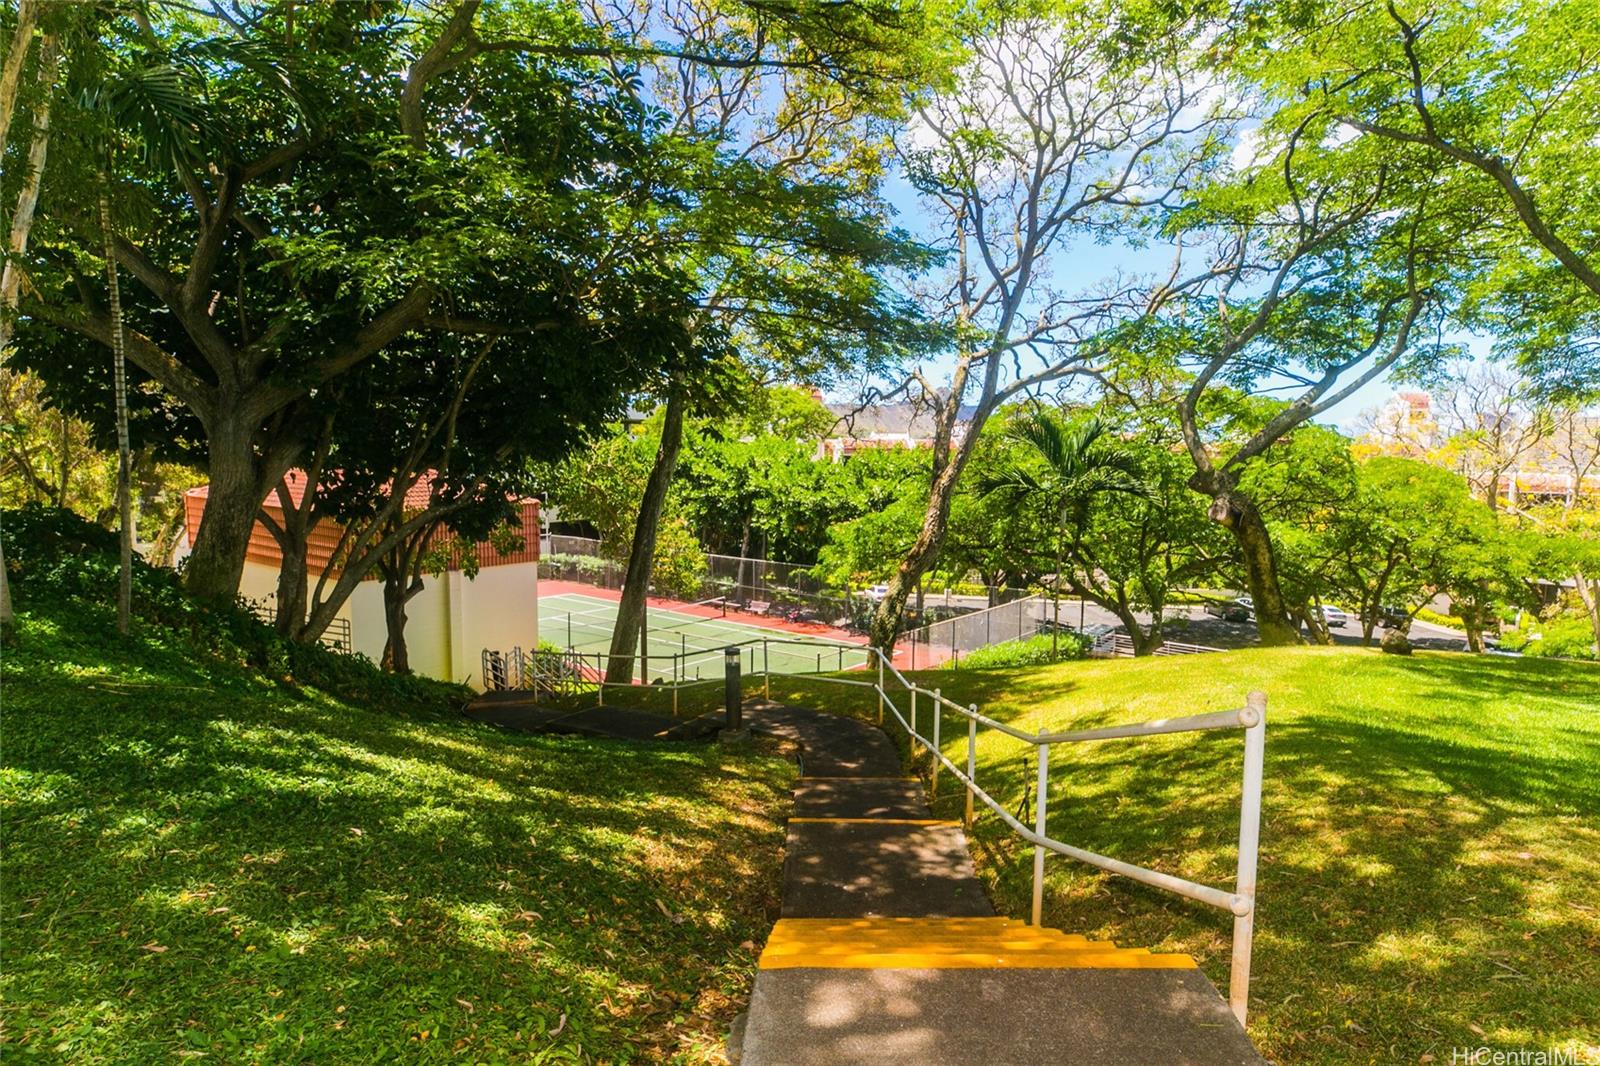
(818, 399, 977, 462)
(175, 471, 540, 689)
(1362, 392, 1600, 506)
(1364, 392, 1440, 457)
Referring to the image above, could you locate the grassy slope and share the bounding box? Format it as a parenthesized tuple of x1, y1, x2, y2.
(2, 601, 794, 1064)
(768, 648, 1600, 1064)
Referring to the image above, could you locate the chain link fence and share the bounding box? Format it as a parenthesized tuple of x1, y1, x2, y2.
(898, 594, 1053, 669)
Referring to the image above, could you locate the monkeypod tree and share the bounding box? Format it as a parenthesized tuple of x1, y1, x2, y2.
(1228, 0, 1600, 398)
(15, 2, 705, 604)
(864, 0, 1227, 649)
(1123, 103, 1462, 643)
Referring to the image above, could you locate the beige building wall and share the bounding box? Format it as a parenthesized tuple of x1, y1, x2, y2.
(236, 559, 538, 691)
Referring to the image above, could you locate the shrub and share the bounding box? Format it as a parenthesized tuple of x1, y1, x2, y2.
(2, 504, 467, 715)
(650, 518, 708, 600)
(1517, 617, 1598, 661)
(945, 631, 1090, 670)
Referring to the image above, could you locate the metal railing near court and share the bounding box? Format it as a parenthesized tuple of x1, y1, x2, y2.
(1088, 631, 1225, 658)
(478, 633, 1266, 1025)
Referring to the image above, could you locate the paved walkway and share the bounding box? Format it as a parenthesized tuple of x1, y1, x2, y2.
(733, 699, 1264, 1066)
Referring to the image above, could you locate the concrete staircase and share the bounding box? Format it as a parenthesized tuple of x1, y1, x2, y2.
(731, 699, 1264, 1066)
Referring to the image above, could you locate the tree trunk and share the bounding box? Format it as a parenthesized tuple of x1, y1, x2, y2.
(1197, 480, 1300, 646)
(868, 422, 971, 650)
(184, 416, 267, 603)
(99, 185, 133, 635)
(380, 569, 415, 674)
(0, 22, 56, 628)
(1299, 604, 1331, 645)
(737, 512, 752, 599)
(1129, 618, 1165, 656)
(0, 535, 11, 627)
(606, 391, 685, 684)
(1573, 568, 1600, 657)
(275, 532, 308, 638)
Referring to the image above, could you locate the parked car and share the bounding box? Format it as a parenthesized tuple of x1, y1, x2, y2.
(1377, 604, 1410, 629)
(1204, 596, 1253, 622)
(864, 583, 891, 603)
(1315, 605, 1350, 629)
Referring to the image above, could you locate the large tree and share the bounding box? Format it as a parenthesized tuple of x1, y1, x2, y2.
(865, 0, 1223, 648)
(1233, 0, 1600, 397)
(591, 0, 947, 683)
(15, 2, 704, 604)
(1123, 100, 1456, 643)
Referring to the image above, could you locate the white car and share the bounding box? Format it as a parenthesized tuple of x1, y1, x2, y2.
(864, 584, 891, 602)
(1314, 605, 1350, 629)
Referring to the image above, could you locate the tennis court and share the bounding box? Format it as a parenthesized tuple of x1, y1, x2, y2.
(540, 592, 872, 682)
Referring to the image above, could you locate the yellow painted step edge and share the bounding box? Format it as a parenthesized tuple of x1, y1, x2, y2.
(761, 941, 1120, 956)
(759, 950, 1196, 971)
(765, 927, 1096, 946)
(771, 915, 1011, 921)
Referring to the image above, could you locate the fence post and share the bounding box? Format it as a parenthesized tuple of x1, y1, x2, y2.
(910, 687, 917, 744)
(1031, 735, 1050, 926)
(964, 709, 977, 829)
(1229, 691, 1267, 1027)
(930, 694, 942, 799)
(723, 646, 744, 734)
(764, 638, 771, 700)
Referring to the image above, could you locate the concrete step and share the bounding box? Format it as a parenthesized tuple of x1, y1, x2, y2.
(737, 966, 1265, 1065)
(744, 700, 904, 777)
(781, 820, 995, 919)
(759, 917, 1161, 969)
(793, 777, 931, 820)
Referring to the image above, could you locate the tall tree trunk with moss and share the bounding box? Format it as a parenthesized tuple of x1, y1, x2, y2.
(605, 391, 685, 684)
(0, 12, 57, 627)
(1188, 472, 1300, 647)
(98, 184, 133, 635)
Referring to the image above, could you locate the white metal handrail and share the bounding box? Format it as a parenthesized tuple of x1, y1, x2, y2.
(748, 637, 1266, 1028)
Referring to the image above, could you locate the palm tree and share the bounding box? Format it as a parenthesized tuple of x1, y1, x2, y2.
(978, 411, 1152, 657)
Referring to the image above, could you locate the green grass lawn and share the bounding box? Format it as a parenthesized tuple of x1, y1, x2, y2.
(767, 648, 1600, 1063)
(2, 601, 795, 1063)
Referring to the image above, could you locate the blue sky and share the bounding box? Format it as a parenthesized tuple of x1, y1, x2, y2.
(849, 170, 1441, 434)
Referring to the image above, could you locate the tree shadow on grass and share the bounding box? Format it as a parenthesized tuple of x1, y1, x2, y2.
(958, 713, 1600, 1064)
(3, 638, 796, 1062)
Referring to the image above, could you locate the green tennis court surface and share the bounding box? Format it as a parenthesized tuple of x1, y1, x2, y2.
(541, 592, 871, 682)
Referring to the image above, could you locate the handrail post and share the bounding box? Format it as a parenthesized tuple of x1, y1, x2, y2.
(1031, 734, 1050, 926)
(964, 709, 977, 829)
(1229, 691, 1267, 1027)
(930, 693, 942, 799)
(876, 653, 885, 725)
(910, 687, 917, 744)
(763, 638, 771, 700)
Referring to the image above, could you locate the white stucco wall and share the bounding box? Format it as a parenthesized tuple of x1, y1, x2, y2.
(235, 559, 537, 690)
